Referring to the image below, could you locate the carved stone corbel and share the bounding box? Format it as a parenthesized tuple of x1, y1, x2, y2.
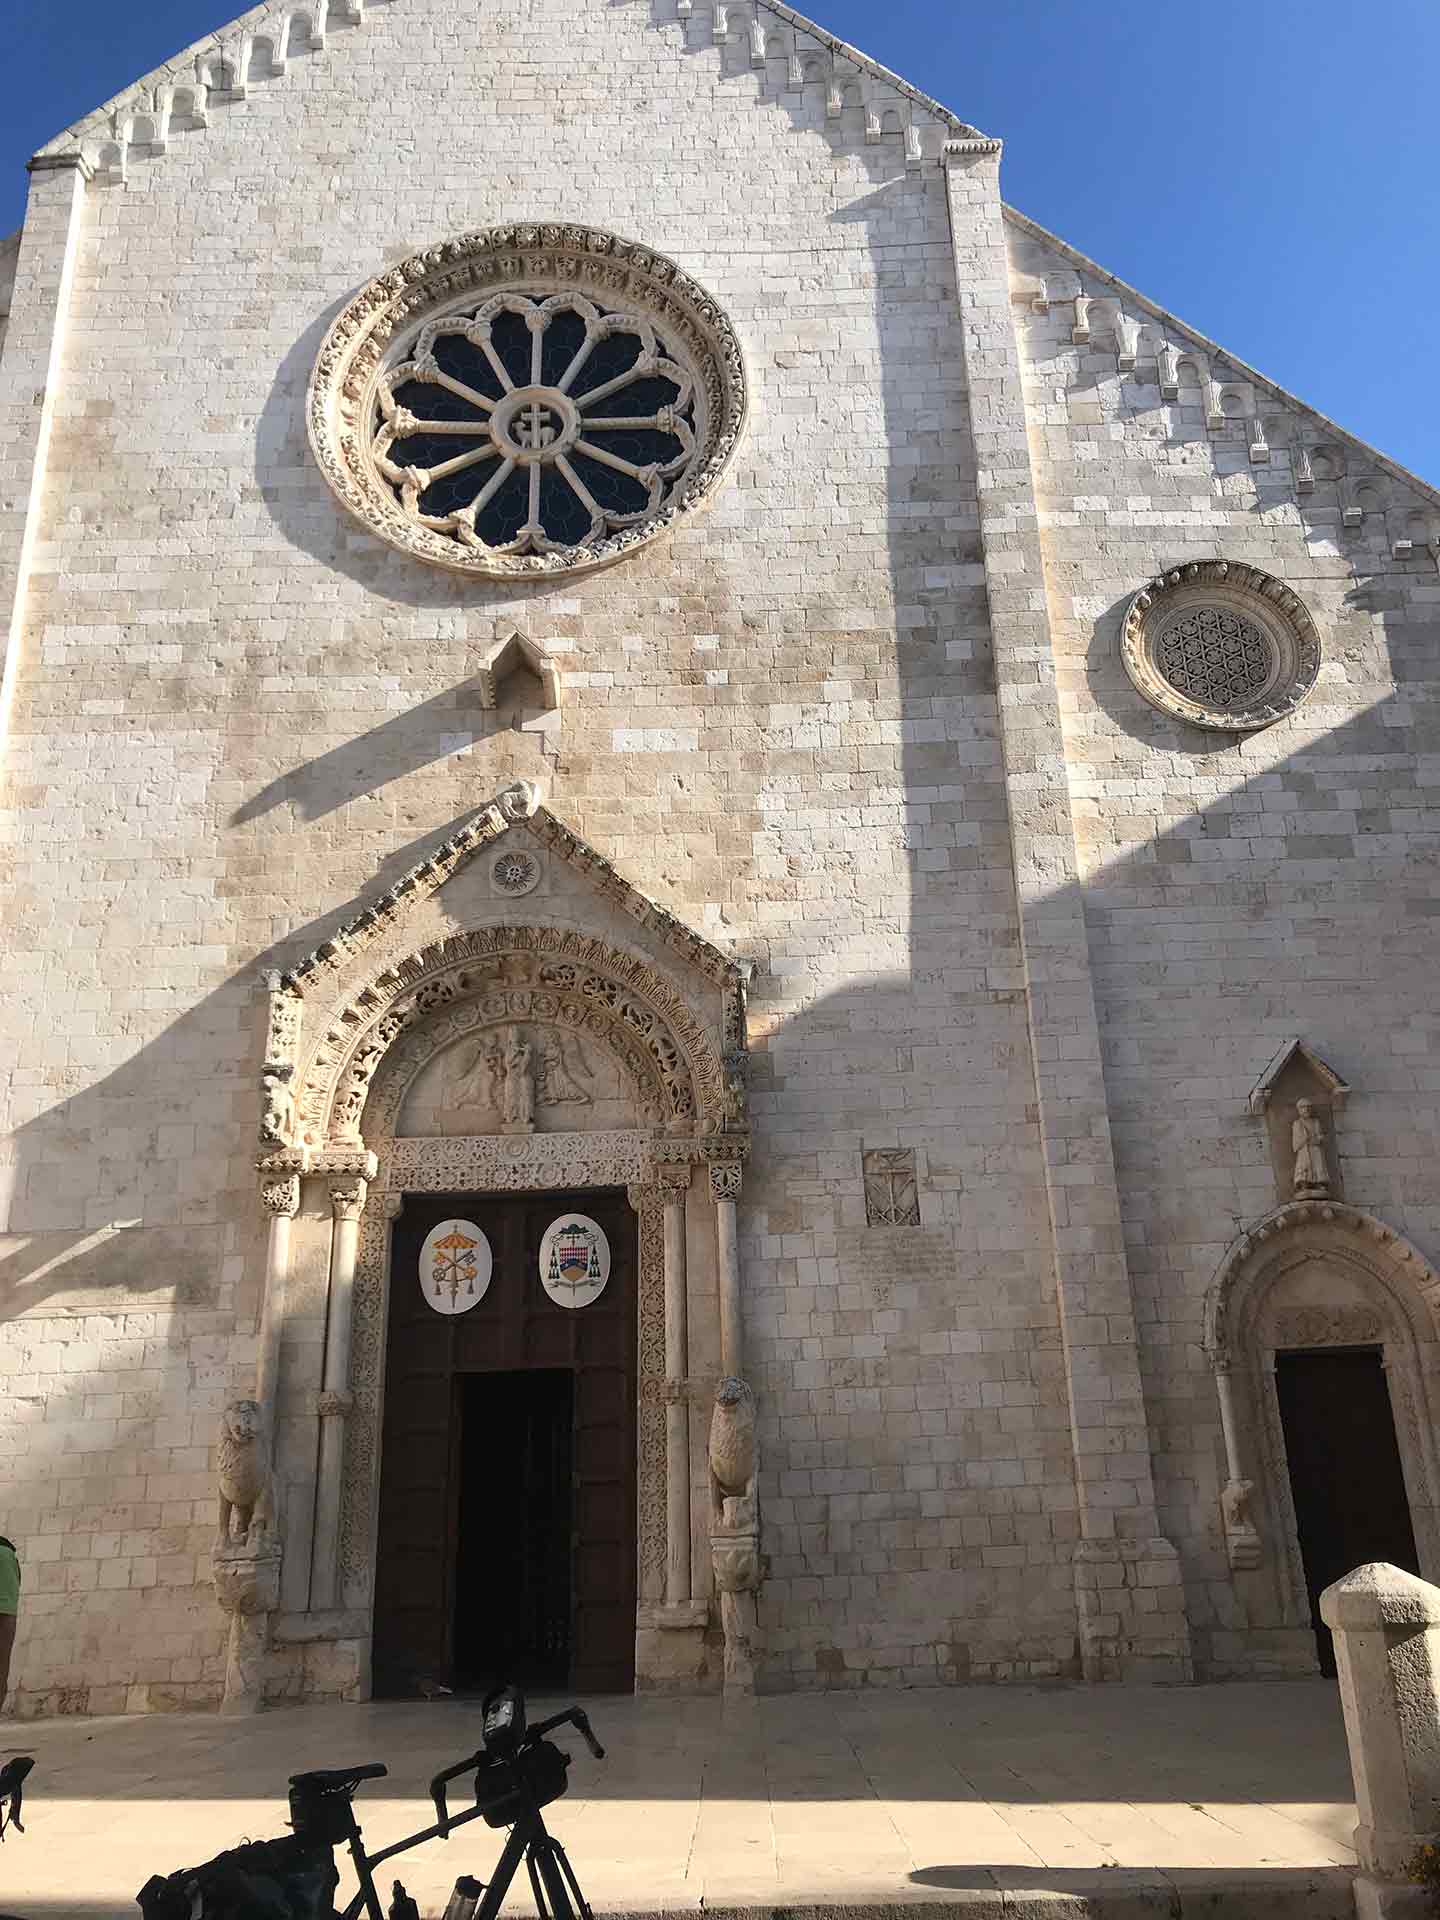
(213, 1535, 283, 1715)
(709, 1376, 763, 1693)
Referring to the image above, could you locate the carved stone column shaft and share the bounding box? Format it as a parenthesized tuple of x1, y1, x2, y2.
(1214, 1359, 1243, 1488)
(311, 1178, 368, 1611)
(662, 1175, 691, 1608)
(255, 1176, 300, 1417)
(711, 1164, 743, 1378)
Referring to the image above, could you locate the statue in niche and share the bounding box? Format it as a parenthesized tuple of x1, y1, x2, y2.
(502, 1029, 535, 1133)
(259, 1072, 295, 1148)
(1291, 1098, 1332, 1197)
(536, 1032, 593, 1111)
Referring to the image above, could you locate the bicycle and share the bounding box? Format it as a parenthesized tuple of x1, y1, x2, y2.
(138, 1685, 604, 1920)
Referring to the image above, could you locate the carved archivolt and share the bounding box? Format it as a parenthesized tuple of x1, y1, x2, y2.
(307, 224, 748, 579)
(294, 925, 734, 1148)
(1204, 1200, 1440, 1365)
(1203, 1201, 1440, 1619)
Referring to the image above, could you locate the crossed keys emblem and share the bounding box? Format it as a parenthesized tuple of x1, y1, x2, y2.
(430, 1227, 481, 1306)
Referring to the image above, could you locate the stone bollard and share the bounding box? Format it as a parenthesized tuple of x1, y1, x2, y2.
(1320, 1562, 1440, 1918)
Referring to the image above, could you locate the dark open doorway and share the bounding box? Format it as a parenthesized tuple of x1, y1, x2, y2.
(1276, 1345, 1420, 1676)
(454, 1368, 574, 1692)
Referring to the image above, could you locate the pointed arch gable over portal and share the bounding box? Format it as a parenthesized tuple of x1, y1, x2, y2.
(1201, 1200, 1440, 1670)
(248, 782, 750, 1701)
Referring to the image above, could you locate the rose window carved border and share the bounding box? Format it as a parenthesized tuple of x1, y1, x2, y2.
(1121, 560, 1321, 732)
(293, 924, 732, 1150)
(308, 224, 748, 579)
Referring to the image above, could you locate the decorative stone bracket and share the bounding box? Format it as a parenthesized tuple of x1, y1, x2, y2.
(212, 1536, 282, 1715)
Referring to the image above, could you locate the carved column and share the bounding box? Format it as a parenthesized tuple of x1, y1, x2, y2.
(255, 1173, 301, 1417)
(710, 1162, 744, 1378)
(1213, 1358, 1263, 1572)
(660, 1165, 693, 1609)
(310, 1177, 368, 1611)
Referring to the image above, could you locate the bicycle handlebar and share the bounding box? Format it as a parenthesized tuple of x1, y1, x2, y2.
(428, 1705, 604, 1838)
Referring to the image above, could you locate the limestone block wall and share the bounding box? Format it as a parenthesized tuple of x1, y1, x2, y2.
(1008, 213, 1440, 1675)
(0, 0, 1074, 1710)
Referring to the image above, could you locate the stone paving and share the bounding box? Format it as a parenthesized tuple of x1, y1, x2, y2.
(0, 1683, 1357, 1918)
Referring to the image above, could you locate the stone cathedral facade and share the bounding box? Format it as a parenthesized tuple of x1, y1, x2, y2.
(1, 0, 1438, 1717)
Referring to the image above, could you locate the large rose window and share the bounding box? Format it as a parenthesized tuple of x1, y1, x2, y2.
(308, 225, 747, 578)
(376, 294, 696, 556)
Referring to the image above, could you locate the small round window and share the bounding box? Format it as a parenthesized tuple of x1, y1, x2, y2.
(1121, 562, 1321, 731)
(308, 225, 746, 579)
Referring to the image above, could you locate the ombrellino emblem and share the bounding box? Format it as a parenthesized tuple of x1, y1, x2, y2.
(418, 1218, 493, 1316)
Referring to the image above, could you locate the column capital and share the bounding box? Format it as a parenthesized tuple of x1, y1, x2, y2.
(657, 1164, 693, 1197)
(330, 1178, 368, 1222)
(709, 1163, 742, 1204)
(260, 1175, 301, 1219)
(626, 1180, 661, 1213)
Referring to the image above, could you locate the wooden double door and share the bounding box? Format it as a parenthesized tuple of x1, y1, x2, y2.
(372, 1189, 637, 1697)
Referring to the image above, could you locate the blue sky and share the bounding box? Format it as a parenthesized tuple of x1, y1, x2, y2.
(5, 0, 1438, 480)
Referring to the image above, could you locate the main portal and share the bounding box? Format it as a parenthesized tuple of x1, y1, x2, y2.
(372, 1189, 638, 1697)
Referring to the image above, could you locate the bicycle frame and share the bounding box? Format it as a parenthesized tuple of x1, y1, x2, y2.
(338, 1801, 586, 1920)
(332, 1706, 602, 1920)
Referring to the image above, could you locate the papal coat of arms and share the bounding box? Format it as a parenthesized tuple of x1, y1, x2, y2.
(538, 1213, 611, 1309)
(418, 1218, 493, 1316)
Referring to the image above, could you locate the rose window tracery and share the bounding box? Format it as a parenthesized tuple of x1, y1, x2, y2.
(375, 294, 698, 557)
(308, 225, 747, 579)
(1120, 562, 1322, 731)
(1154, 605, 1277, 712)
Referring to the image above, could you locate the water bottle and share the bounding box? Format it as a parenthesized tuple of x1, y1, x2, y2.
(440, 1874, 484, 1920)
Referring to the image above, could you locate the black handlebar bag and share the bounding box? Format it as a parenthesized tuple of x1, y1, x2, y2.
(136, 1833, 338, 1920)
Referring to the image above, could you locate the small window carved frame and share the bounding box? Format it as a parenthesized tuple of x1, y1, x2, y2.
(1121, 561, 1321, 732)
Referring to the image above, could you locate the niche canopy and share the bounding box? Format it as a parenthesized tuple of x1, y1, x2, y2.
(308, 224, 748, 578)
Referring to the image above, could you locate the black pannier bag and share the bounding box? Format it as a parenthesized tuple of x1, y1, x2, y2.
(136, 1832, 338, 1920)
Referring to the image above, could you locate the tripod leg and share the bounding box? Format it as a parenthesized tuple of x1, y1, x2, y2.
(475, 1820, 534, 1920)
(543, 1834, 594, 1920)
(526, 1830, 579, 1920)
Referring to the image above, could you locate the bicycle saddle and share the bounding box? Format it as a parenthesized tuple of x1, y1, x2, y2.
(288, 1762, 387, 1792)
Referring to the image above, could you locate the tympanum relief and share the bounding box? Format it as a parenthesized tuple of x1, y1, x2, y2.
(398, 1022, 640, 1137)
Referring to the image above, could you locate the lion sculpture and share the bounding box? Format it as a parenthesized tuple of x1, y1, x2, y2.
(216, 1399, 275, 1547)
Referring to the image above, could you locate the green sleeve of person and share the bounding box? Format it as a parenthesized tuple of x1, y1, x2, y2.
(0, 1540, 20, 1615)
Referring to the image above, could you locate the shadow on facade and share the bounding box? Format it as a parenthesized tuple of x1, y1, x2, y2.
(3, 39, 1436, 1720)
